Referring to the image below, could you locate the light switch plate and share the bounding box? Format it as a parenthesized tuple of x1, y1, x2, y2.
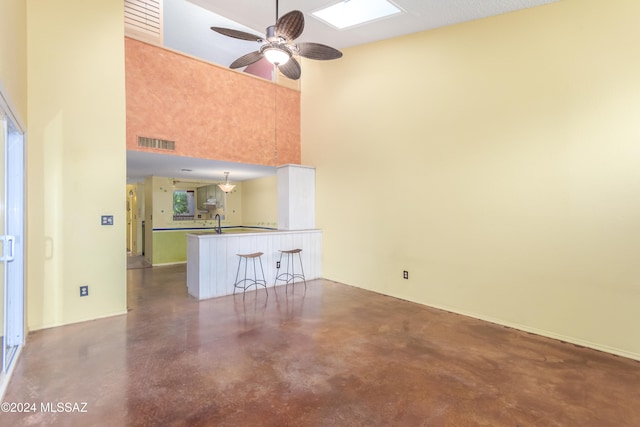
(101, 215, 114, 225)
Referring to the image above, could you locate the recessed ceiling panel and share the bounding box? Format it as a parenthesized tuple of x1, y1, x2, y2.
(312, 0, 404, 30)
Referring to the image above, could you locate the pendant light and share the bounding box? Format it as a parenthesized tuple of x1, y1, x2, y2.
(218, 171, 236, 193)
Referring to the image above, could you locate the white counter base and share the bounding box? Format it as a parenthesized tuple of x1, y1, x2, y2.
(187, 229, 322, 300)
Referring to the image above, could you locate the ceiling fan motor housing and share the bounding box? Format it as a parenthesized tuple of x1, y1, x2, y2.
(265, 25, 279, 42)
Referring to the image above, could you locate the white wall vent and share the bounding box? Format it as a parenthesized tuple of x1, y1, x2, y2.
(125, 0, 163, 44)
(137, 136, 175, 150)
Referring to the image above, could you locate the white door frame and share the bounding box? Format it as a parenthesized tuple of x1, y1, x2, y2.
(0, 89, 26, 398)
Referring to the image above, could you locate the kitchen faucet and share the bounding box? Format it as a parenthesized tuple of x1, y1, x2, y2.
(215, 214, 222, 234)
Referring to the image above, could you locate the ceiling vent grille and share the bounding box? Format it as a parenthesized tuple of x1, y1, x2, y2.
(125, 0, 163, 44)
(137, 136, 175, 150)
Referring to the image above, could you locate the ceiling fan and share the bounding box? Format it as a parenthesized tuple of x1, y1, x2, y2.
(210, 0, 343, 80)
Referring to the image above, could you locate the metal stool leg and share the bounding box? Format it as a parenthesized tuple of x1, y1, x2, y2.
(274, 249, 306, 290)
(273, 251, 284, 287)
(233, 256, 242, 295)
(297, 250, 307, 289)
(234, 252, 268, 299)
(257, 256, 267, 294)
(286, 251, 293, 288)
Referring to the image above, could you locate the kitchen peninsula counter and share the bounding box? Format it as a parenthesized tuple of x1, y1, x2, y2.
(186, 228, 322, 300)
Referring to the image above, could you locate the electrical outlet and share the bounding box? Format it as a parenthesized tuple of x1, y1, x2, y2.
(80, 285, 89, 297)
(276, 261, 281, 269)
(403, 270, 409, 280)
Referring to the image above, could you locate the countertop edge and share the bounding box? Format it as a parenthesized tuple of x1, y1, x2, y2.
(187, 229, 322, 238)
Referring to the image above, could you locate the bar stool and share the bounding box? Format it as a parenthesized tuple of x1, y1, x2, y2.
(233, 252, 268, 298)
(274, 248, 306, 289)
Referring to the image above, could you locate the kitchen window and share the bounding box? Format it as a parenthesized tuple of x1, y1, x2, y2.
(173, 189, 195, 220)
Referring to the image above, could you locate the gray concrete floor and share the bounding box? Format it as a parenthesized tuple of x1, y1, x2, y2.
(4, 264, 640, 426)
(127, 253, 151, 270)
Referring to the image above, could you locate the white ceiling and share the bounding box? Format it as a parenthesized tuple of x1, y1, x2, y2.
(188, 0, 559, 50)
(127, 0, 560, 184)
(127, 151, 276, 184)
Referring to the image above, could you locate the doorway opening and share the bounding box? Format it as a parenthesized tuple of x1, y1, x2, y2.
(126, 183, 149, 270)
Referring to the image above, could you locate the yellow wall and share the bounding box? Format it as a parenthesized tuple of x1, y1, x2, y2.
(148, 176, 278, 230)
(302, 0, 640, 359)
(0, 0, 27, 123)
(149, 176, 241, 229)
(148, 176, 243, 265)
(145, 175, 276, 264)
(26, 0, 127, 330)
(241, 176, 278, 228)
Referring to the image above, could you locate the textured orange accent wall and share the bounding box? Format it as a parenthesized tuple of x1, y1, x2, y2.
(125, 37, 300, 165)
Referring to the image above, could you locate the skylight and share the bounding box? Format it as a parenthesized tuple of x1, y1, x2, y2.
(312, 0, 403, 30)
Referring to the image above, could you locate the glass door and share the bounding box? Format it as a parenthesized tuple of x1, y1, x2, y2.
(0, 107, 5, 373)
(3, 111, 24, 370)
(0, 97, 25, 385)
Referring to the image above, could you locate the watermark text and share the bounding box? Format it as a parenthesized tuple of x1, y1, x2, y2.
(1, 401, 88, 413)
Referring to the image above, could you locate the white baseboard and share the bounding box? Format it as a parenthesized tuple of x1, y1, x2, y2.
(152, 261, 187, 267)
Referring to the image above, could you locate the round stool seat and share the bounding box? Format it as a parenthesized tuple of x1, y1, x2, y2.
(238, 252, 264, 258)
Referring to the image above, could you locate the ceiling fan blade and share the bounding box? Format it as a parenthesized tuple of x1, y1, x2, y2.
(229, 51, 264, 69)
(275, 10, 305, 41)
(211, 27, 262, 42)
(278, 57, 301, 80)
(296, 42, 343, 60)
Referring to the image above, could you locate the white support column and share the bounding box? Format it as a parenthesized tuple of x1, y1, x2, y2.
(277, 164, 316, 230)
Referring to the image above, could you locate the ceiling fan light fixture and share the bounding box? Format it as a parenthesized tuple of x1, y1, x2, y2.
(212, 2, 342, 80)
(263, 47, 291, 65)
